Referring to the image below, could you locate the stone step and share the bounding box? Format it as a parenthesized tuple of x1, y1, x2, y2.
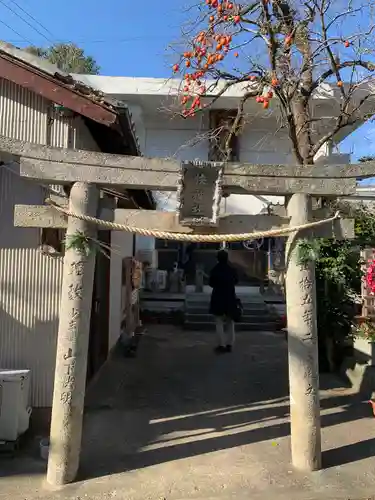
(184, 321, 276, 331)
(185, 301, 269, 310)
(185, 313, 274, 323)
(185, 307, 271, 316)
(185, 293, 264, 303)
(185, 293, 264, 302)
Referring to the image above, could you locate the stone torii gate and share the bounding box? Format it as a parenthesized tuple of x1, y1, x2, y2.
(3, 135, 374, 485)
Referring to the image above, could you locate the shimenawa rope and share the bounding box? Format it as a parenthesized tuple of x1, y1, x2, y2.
(46, 198, 341, 243)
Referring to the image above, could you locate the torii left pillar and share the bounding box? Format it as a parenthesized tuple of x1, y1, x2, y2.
(47, 182, 99, 486)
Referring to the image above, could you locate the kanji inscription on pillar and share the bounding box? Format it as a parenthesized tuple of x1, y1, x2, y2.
(176, 161, 223, 227)
(67, 283, 83, 300)
(69, 261, 85, 276)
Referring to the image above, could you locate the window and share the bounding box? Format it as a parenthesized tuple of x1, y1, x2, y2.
(40, 227, 65, 255)
(40, 185, 71, 256)
(209, 110, 240, 162)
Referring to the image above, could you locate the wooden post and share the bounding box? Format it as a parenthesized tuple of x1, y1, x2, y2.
(47, 182, 99, 486)
(285, 193, 321, 471)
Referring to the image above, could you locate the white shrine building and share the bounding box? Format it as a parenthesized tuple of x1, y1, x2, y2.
(75, 74, 362, 286)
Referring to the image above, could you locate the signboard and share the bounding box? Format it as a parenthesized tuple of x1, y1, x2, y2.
(176, 161, 223, 227)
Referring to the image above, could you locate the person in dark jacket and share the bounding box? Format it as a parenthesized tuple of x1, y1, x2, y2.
(209, 250, 238, 353)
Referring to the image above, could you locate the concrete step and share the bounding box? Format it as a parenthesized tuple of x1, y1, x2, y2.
(186, 296, 265, 304)
(185, 313, 274, 323)
(185, 307, 271, 316)
(184, 321, 276, 331)
(185, 301, 269, 310)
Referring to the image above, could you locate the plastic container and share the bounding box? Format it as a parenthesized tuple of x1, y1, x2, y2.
(39, 438, 49, 460)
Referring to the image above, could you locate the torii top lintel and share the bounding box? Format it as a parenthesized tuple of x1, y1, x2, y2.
(0, 135, 374, 196)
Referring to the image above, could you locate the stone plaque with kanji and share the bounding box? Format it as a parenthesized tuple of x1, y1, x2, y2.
(176, 161, 223, 227)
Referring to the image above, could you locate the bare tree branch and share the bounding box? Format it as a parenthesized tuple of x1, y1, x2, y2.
(169, 0, 375, 166)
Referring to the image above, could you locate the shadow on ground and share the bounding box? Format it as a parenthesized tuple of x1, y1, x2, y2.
(78, 326, 372, 481)
(0, 431, 47, 479)
(1, 325, 374, 500)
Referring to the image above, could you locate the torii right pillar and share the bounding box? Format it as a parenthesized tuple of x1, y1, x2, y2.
(286, 193, 321, 471)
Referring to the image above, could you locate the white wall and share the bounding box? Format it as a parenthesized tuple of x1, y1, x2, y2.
(232, 119, 289, 212)
(141, 110, 286, 214)
(144, 111, 209, 160)
(140, 109, 343, 215)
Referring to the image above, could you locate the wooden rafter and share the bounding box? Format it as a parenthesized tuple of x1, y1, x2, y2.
(0, 55, 117, 127)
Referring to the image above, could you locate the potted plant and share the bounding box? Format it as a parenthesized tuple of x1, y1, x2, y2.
(352, 318, 375, 343)
(352, 317, 375, 366)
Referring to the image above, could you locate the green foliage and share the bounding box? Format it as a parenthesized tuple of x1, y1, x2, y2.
(24, 46, 47, 58)
(24, 43, 100, 74)
(358, 156, 375, 163)
(354, 206, 375, 247)
(296, 238, 321, 266)
(352, 320, 375, 342)
(65, 231, 112, 259)
(289, 204, 375, 370)
(312, 204, 375, 370)
(316, 239, 360, 288)
(65, 231, 95, 257)
(315, 242, 358, 371)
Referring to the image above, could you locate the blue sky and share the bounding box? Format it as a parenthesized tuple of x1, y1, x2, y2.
(0, 0, 373, 162)
(0, 0, 182, 76)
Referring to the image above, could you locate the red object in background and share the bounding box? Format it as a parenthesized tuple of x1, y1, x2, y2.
(275, 314, 287, 331)
(366, 259, 375, 295)
(368, 400, 375, 417)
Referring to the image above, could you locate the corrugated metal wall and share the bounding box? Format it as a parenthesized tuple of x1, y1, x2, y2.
(0, 77, 99, 406)
(0, 78, 48, 143)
